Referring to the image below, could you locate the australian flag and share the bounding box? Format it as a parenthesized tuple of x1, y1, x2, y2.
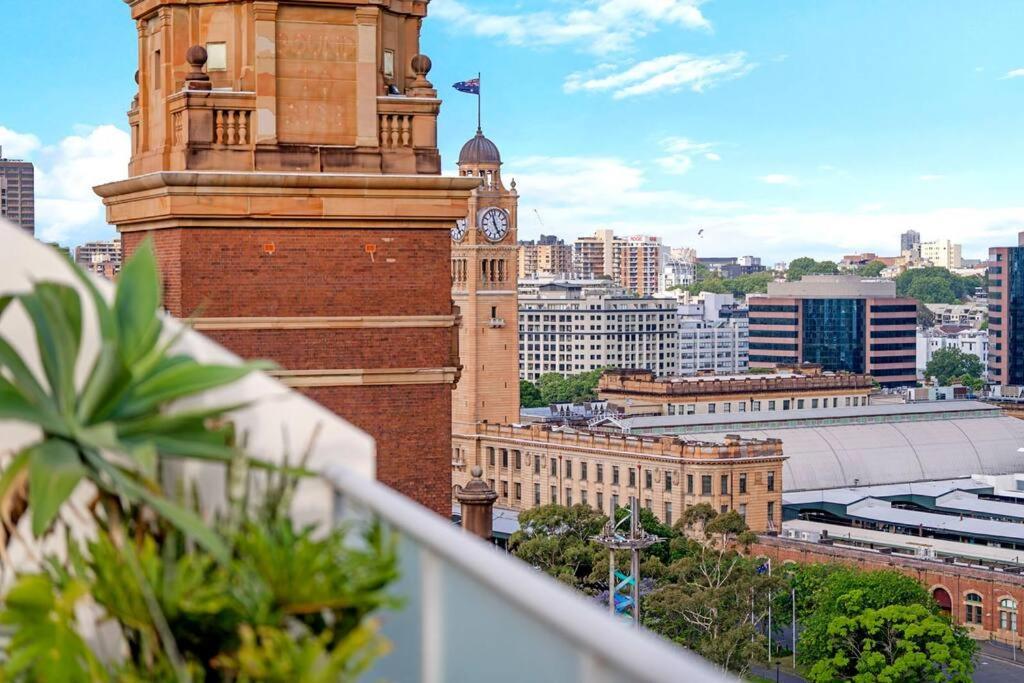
(452, 77, 480, 95)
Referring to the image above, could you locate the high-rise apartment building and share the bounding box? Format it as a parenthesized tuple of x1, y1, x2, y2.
(571, 230, 663, 296)
(75, 239, 122, 278)
(0, 147, 35, 236)
(900, 229, 921, 256)
(96, 0, 477, 516)
(748, 276, 917, 386)
(661, 259, 696, 290)
(518, 234, 572, 278)
(989, 233, 1024, 386)
(518, 279, 677, 380)
(921, 239, 963, 270)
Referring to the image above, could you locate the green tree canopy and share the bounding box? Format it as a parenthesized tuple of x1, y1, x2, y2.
(896, 267, 981, 304)
(924, 347, 984, 385)
(786, 257, 840, 281)
(522, 368, 606, 407)
(508, 504, 607, 587)
(520, 379, 544, 408)
(807, 603, 975, 683)
(855, 260, 887, 277)
(673, 270, 775, 297)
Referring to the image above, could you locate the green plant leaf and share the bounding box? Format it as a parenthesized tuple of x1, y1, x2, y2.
(83, 449, 229, 564)
(17, 286, 80, 416)
(116, 402, 249, 438)
(126, 362, 264, 416)
(0, 447, 30, 510)
(27, 438, 86, 537)
(114, 241, 162, 366)
(0, 375, 69, 435)
(76, 345, 130, 424)
(68, 256, 117, 342)
(0, 333, 54, 410)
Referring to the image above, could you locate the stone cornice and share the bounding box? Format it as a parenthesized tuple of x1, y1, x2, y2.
(271, 366, 458, 387)
(192, 314, 456, 331)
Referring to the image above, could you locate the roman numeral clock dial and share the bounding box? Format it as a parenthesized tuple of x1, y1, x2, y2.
(479, 207, 510, 242)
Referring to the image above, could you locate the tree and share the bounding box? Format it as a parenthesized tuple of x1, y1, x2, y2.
(509, 504, 607, 588)
(924, 347, 984, 385)
(527, 368, 606, 407)
(896, 267, 981, 304)
(906, 275, 956, 305)
(520, 379, 544, 408)
(787, 257, 839, 282)
(856, 260, 886, 277)
(796, 568, 934, 666)
(807, 603, 975, 682)
(916, 303, 936, 327)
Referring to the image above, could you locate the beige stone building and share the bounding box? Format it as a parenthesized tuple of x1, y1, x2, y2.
(452, 423, 785, 532)
(518, 235, 572, 278)
(598, 367, 875, 417)
(571, 230, 664, 296)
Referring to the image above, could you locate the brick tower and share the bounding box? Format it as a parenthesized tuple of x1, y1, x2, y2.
(450, 129, 520, 431)
(96, 0, 478, 515)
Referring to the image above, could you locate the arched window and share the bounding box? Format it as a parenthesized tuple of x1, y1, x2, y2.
(1000, 598, 1018, 632)
(965, 593, 983, 624)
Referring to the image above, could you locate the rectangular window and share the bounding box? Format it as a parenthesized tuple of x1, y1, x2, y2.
(767, 501, 775, 521)
(782, 400, 790, 410)
(534, 455, 540, 474)
(488, 447, 495, 466)
(701, 475, 712, 496)
(797, 399, 805, 409)
(597, 492, 604, 512)
(708, 403, 716, 414)
(645, 499, 653, 512)
(515, 482, 521, 500)
(550, 458, 557, 474)
(629, 468, 637, 487)
(514, 450, 522, 470)
(687, 474, 694, 494)
(581, 461, 588, 480)
(565, 488, 572, 506)
(488, 478, 495, 492)
(665, 472, 673, 492)
(551, 485, 557, 503)
(645, 470, 653, 489)
(612, 466, 620, 485)
(581, 490, 588, 507)
(739, 473, 747, 494)
(611, 494, 619, 510)
(534, 483, 541, 505)
(501, 449, 509, 468)
(811, 398, 819, 409)
(768, 400, 776, 410)
(565, 460, 572, 479)
(501, 481, 508, 498)
(767, 471, 776, 492)
(596, 464, 604, 483)
(664, 502, 673, 525)
(752, 400, 761, 412)
(721, 504, 729, 514)
(739, 503, 747, 518)
(720, 474, 729, 495)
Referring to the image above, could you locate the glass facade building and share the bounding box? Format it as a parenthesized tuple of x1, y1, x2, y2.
(801, 298, 866, 373)
(1009, 248, 1024, 385)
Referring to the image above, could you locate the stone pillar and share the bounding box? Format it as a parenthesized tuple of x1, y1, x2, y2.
(253, 0, 278, 144)
(355, 6, 380, 147)
(456, 466, 498, 541)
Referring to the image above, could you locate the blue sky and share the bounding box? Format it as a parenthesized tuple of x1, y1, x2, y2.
(2, 1, 1023, 263)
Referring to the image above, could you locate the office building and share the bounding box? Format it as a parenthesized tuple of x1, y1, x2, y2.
(572, 230, 664, 296)
(748, 276, 917, 386)
(96, 0, 478, 516)
(518, 235, 573, 279)
(675, 292, 748, 375)
(917, 326, 988, 376)
(900, 229, 921, 256)
(517, 279, 677, 381)
(921, 239, 963, 270)
(75, 239, 122, 278)
(989, 233, 1024, 386)
(0, 147, 35, 236)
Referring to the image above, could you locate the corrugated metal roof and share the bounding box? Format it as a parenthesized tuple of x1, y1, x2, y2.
(847, 498, 1024, 542)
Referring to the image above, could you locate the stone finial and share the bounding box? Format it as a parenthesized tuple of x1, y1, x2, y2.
(185, 45, 212, 91)
(456, 466, 498, 541)
(408, 54, 436, 96)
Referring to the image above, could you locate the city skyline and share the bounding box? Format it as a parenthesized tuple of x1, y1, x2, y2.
(2, 1, 1023, 261)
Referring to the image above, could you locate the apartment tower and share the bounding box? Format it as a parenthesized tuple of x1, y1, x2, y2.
(95, 0, 477, 515)
(0, 147, 34, 235)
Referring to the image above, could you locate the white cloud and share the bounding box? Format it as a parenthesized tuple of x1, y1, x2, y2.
(431, 0, 710, 54)
(564, 52, 755, 98)
(759, 174, 799, 186)
(654, 136, 718, 174)
(918, 174, 945, 182)
(0, 126, 42, 158)
(1002, 68, 1024, 79)
(1, 124, 130, 244)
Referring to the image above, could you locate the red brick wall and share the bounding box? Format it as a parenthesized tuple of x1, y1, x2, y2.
(303, 384, 454, 516)
(123, 227, 456, 516)
(752, 537, 1024, 643)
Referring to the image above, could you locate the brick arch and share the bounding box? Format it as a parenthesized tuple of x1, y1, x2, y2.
(931, 585, 953, 614)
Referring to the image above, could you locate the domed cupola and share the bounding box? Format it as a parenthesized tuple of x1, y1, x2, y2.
(458, 128, 503, 189)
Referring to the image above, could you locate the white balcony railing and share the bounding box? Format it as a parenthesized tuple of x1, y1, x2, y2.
(324, 463, 733, 683)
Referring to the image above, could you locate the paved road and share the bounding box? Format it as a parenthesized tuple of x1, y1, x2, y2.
(973, 652, 1024, 683)
(749, 664, 805, 683)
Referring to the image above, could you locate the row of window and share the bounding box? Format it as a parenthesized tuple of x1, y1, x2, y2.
(665, 394, 865, 415)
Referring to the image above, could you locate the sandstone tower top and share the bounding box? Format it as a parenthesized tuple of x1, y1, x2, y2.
(125, 0, 442, 176)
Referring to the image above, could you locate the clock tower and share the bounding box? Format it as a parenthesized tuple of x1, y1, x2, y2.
(451, 128, 520, 429)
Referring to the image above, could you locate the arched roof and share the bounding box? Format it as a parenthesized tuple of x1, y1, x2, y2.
(459, 129, 501, 165)
(700, 416, 1024, 490)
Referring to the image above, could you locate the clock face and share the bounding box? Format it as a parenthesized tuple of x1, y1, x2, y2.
(451, 218, 467, 242)
(479, 207, 510, 242)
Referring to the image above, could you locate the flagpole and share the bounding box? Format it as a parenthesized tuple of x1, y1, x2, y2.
(477, 71, 482, 132)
